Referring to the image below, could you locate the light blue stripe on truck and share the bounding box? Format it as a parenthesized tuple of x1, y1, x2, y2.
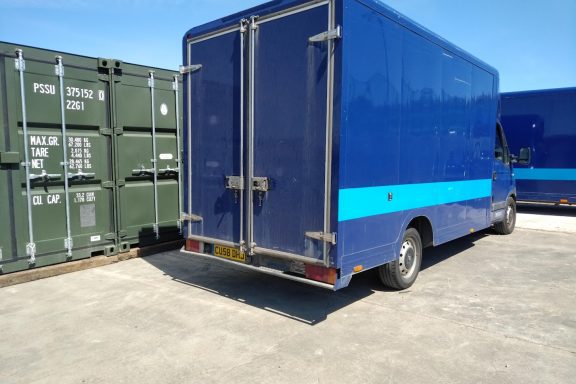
(514, 168, 576, 181)
(338, 179, 492, 222)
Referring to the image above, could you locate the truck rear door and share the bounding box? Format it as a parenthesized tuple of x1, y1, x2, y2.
(186, 1, 336, 266)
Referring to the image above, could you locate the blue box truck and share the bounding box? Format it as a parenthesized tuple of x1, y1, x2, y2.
(180, 0, 528, 290)
(501, 88, 576, 205)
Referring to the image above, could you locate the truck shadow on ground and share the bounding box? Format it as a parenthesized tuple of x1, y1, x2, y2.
(518, 203, 576, 217)
(142, 230, 490, 325)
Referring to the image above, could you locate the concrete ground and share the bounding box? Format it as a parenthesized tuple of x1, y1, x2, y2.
(517, 203, 576, 233)
(2, 224, 575, 383)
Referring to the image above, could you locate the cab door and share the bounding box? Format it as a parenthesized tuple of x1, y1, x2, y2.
(492, 123, 514, 211)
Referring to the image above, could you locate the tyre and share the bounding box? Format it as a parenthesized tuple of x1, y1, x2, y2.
(494, 197, 516, 235)
(378, 228, 422, 290)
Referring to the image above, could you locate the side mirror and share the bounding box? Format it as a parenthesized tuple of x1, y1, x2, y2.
(516, 147, 531, 165)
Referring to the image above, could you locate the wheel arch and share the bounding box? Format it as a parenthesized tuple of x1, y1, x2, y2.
(404, 215, 435, 248)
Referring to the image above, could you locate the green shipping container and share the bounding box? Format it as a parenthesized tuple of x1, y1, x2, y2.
(0, 42, 183, 274)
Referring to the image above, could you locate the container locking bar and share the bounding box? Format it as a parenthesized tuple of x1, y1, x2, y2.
(149, 71, 160, 239)
(309, 25, 342, 43)
(67, 170, 96, 180)
(132, 165, 155, 176)
(305, 231, 337, 245)
(157, 165, 179, 175)
(29, 170, 61, 182)
(173, 75, 184, 233)
(56, 56, 74, 257)
(15, 49, 36, 264)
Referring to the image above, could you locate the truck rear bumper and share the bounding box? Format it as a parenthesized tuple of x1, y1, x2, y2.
(179, 247, 336, 290)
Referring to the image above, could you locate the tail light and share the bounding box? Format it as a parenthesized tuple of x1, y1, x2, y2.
(305, 264, 337, 285)
(185, 239, 201, 252)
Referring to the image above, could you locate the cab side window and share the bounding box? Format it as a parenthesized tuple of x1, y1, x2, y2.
(495, 124, 509, 165)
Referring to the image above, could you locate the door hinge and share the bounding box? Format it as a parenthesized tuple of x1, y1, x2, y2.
(305, 231, 337, 245)
(105, 232, 116, 240)
(182, 213, 203, 222)
(309, 25, 342, 43)
(179, 64, 203, 74)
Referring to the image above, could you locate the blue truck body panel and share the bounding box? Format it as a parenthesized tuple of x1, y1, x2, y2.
(182, 0, 513, 289)
(501, 88, 576, 204)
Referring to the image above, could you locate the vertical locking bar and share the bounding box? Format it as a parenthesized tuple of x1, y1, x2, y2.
(247, 16, 258, 255)
(56, 56, 73, 257)
(148, 71, 160, 239)
(186, 49, 192, 239)
(239, 19, 248, 253)
(172, 75, 183, 234)
(15, 49, 36, 264)
(322, 0, 337, 267)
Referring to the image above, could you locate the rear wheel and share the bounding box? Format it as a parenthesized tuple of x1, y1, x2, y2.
(378, 228, 422, 290)
(494, 197, 516, 235)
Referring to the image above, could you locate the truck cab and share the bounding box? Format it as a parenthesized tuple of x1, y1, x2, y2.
(492, 121, 531, 234)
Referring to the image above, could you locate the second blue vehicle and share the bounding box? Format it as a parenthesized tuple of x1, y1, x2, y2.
(501, 87, 576, 205)
(180, 0, 529, 290)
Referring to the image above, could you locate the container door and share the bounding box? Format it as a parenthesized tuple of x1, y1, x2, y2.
(248, 3, 334, 262)
(187, 28, 244, 247)
(114, 65, 182, 249)
(0, 45, 117, 273)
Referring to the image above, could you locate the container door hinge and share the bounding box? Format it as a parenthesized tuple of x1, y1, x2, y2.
(309, 25, 341, 43)
(117, 230, 127, 238)
(102, 181, 115, 188)
(305, 231, 337, 245)
(179, 64, 202, 74)
(182, 213, 203, 223)
(105, 232, 116, 240)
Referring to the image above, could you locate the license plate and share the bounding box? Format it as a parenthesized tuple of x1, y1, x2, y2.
(213, 245, 245, 263)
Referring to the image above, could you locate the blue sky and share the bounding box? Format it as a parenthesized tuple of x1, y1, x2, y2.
(1, 0, 574, 92)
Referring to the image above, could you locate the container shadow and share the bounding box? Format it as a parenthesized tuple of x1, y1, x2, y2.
(142, 230, 491, 325)
(517, 203, 576, 217)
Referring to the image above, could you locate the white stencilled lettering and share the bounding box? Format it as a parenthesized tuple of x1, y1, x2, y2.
(30, 136, 59, 146)
(66, 86, 94, 100)
(47, 194, 61, 205)
(31, 147, 49, 157)
(33, 83, 56, 95)
(66, 100, 85, 111)
(31, 159, 44, 169)
(32, 195, 43, 206)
